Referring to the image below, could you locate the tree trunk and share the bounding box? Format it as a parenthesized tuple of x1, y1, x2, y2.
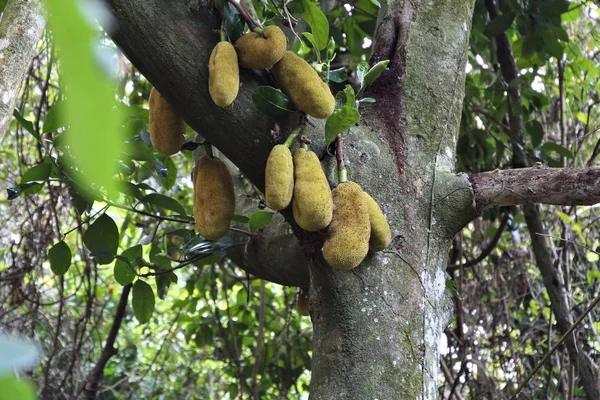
(102, 0, 477, 398)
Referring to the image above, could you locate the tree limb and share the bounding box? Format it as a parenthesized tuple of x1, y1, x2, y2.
(470, 167, 600, 212)
(83, 284, 131, 399)
(0, 0, 45, 137)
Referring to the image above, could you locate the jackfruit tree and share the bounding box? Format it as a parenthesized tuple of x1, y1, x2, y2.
(2, 0, 600, 399)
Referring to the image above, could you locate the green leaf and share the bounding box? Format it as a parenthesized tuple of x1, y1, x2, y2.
(301, 32, 318, 50)
(222, 2, 245, 43)
(12, 109, 38, 142)
(21, 163, 52, 184)
(249, 211, 274, 232)
(42, 101, 67, 133)
(252, 86, 295, 116)
(132, 280, 155, 324)
(526, 120, 544, 148)
(83, 213, 119, 265)
(0, 0, 7, 13)
(541, 142, 573, 159)
(0, 375, 36, 400)
(356, 61, 369, 84)
(483, 12, 516, 38)
(542, 34, 563, 59)
(343, 85, 355, 107)
(328, 67, 347, 83)
(46, 0, 125, 201)
(325, 105, 360, 146)
(360, 59, 390, 93)
(48, 241, 72, 275)
(114, 245, 142, 286)
(301, 0, 329, 50)
(158, 157, 177, 191)
(141, 193, 187, 216)
(232, 214, 250, 224)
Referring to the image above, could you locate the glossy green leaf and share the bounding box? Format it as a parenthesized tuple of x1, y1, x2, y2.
(325, 105, 360, 146)
(252, 86, 295, 116)
(302, 32, 318, 50)
(356, 61, 369, 84)
(132, 280, 155, 324)
(42, 101, 67, 133)
(141, 193, 187, 216)
(329, 67, 347, 83)
(114, 245, 142, 286)
(360, 59, 390, 93)
(541, 142, 573, 159)
(46, 0, 125, 200)
(83, 213, 119, 265)
(526, 120, 544, 148)
(21, 163, 52, 184)
(343, 84, 356, 107)
(301, 0, 329, 50)
(483, 13, 516, 38)
(48, 241, 72, 275)
(12, 109, 38, 141)
(232, 215, 250, 224)
(249, 211, 274, 232)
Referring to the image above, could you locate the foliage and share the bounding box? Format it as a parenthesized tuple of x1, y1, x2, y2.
(0, 0, 598, 399)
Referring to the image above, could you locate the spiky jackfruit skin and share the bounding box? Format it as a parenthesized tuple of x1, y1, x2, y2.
(265, 145, 294, 210)
(297, 290, 310, 316)
(322, 182, 370, 270)
(364, 192, 391, 252)
(292, 148, 332, 231)
(235, 26, 287, 69)
(193, 157, 235, 240)
(208, 41, 240, 107)
(148, 88, 185, 155)
(272, 51, 335, 119)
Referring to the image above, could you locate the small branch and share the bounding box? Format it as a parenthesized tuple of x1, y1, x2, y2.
(83, 284, 132, 399)
(470, 166, 600, 212)
(225, 0, 259, 31)
(336, 134, 346, 183)
(447, 214, 509, 272)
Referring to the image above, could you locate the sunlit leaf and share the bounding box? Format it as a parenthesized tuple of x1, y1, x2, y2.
(301, 0, 329, 50)
(325, 105, 360, 146)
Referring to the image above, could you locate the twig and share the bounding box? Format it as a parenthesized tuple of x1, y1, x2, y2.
(225, 0, 259, 31)
(83, 284, 132, 399)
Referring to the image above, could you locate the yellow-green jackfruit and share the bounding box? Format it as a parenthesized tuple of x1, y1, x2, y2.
(364, 192, 391, 252)
(208, 41, 239, 107)
(272, 51, 335, 119)
(297, 289, 310, 316)
(265, 144, 294, 210)
(292, 148, 332, 231)
(148, 88, 185, 155)
(322, 181, 370, 270)
(193, 156, 235, 240)
(235, 26, 287, 69)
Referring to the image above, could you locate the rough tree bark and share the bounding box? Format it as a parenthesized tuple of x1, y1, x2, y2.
(0, 0, 44, 137)
(101, 0, 600, 398)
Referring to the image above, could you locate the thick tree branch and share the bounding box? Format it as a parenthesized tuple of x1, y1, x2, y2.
(0, 0, 45, 137)
(470, 167, 600, 212)
(83, 284, 131, 399)
(102, 0, 325, 191)
(485, 0, 600, 397)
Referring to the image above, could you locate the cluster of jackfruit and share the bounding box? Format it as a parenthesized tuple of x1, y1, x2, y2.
(193, 156, 235, 240)
(148, 88, 186, 155)
(264, 141, 391, 270)
(208, 25, 334, 119)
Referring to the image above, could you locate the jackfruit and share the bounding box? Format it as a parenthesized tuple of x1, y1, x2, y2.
(322, 181, 370, 270)
(272, 51, 335, 119)
(364, 192, 391, 252)
(265, 144, 294, 210)
(297, 289, 310, 316)
(148, 88, 186, 155)
(292, 148, 332, 231)
(208, 41, 239, 107)
(193, 156, 235, 240)
(235, 26, 287, 69)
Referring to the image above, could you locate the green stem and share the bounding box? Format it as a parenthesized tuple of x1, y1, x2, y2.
(283, 128, 302, 148)
(220, 28, 227, 42)
(301, 143, 308, 150)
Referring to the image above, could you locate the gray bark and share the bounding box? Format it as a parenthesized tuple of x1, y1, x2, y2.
(0, 0, 44, 136)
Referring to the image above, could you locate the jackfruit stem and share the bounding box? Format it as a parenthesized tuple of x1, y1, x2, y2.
(203, 142, 215, 158)
(336, 134, 347, 183)
(219, 28, 227, 42)
(283, 128, 302, 148)
(301, 143, 308, 150)
(225, 0, 259, 30)
(252, 27, 265, 37)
